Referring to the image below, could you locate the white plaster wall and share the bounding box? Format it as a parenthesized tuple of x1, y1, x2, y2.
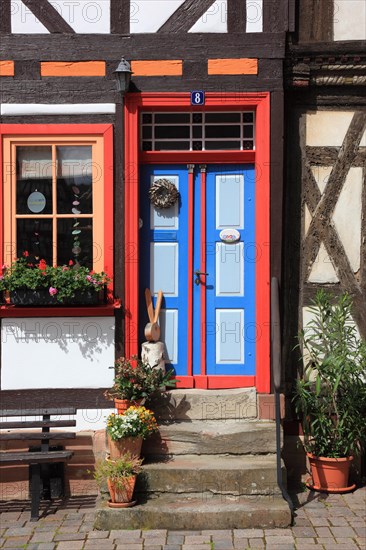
(12, 0, 49, 33)
(311, 166, 332, 194)
(1, 409, 114, 432)
(1, 317, 115, 390)
(308, 242, 339, 283)
(12, 0, 110, 34)
(130, 0, 185, 33)
(306, 111, 366, 147)
(189, 1, 227, 33)
(334, 1, 366, 41)
(333, 167, 362, 273)
(304, 204, 312, 235)
(246, 0, 263, 32)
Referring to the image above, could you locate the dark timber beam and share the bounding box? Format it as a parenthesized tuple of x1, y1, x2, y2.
(21, 0, 75, 33)
(111, 0, 130, 34)
(263, 0, 289, 32)
(270, 90, 285, 284)
(0, 0, 11, 33)
(227, 0, 246, 33)
(298, 0, 333, 42)
(0, 33, 286, 60)
(158, 0, 218, 33)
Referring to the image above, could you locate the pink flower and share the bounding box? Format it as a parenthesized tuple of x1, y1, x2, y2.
(49, 287, 58, 296)
(62, 266, 68, 272)
(86, 275, 93, 282)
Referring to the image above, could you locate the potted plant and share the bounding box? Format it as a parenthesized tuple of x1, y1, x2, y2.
(294, 290, 366, 493)
(0, 253, 110, 306)
(93, 452, 143, 508)
(104, 355, 178, 413)
(106, 405, 158, 459)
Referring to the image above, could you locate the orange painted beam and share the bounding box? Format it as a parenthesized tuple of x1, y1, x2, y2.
(131, 60, 183, 76)
(0, 61, 14, 77)
(41, 61, 106, 77)
(208, 58, 258, 75)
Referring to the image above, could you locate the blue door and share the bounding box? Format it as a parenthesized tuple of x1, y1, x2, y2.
(140, 164, 256, 382)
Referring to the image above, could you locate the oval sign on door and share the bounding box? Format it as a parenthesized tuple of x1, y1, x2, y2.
(219, 228, 241, 244)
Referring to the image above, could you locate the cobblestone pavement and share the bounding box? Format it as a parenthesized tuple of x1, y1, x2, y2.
(0, 487, 364, 549)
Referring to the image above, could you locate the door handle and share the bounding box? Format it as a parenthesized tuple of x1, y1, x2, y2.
(194, 270, 209, 285)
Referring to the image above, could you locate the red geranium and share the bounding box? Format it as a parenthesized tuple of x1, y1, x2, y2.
(38, 259, 47, 272)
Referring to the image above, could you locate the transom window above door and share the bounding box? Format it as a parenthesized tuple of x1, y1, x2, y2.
(141, 112, 255, 152)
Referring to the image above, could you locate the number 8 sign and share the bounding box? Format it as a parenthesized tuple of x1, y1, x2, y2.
(190, 91, 205, 106)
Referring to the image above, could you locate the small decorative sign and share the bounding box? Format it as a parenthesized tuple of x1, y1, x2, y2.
(219, 228, 241, 244)
(27, 191, 46, 213)
(191, 91, 205, 106)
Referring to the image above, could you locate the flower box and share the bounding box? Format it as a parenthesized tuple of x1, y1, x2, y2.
(10, 288, 105, 306)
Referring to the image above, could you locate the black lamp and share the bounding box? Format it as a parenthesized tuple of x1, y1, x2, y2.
(114, 58, 132, 94)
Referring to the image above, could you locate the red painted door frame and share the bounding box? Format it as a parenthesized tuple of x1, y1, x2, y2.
(124, 92, 270, 393)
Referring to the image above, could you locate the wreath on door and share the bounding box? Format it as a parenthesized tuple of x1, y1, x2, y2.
(149, 178, 180, 209)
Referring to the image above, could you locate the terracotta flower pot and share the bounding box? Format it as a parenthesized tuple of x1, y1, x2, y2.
(107, 475, 137, 507)
(114, 398, 143, 414)
(108, 435, 143, 459)
(306, 453, 355, 493)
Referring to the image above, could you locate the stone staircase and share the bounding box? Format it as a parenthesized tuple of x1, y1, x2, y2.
(94, 389, 292, 530)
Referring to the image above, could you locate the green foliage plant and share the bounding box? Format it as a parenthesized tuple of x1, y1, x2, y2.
(104, 355, 178, 402)
(0, 254, 110, 303)
(294, 290, 366, 458)
(93, 453, 143, 490)
(106, 406, 158, 441)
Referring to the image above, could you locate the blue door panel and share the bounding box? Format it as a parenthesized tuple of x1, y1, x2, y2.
(140, 164, 256, 378)
(140, 165, 188, 376)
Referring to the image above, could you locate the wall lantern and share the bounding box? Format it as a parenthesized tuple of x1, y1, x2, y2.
(114, 57, 132, 94)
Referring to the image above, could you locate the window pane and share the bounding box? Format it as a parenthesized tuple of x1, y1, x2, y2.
(155, 126, 190, 139)
(155, 113, 190, 124)
(142, 141, 153, 151)
(56, 146, 93, 215)
(244, 125, 254, 138)
(205, 126, 241, 138)
(57, 218, 93, 269)
(205, 141, 241, 150)
(16, 147, 53, 215)
(155, 141, 190, 150)
(206, 113, 240, 123)
(192, 126, 202, 138)
(142, 126, 152, 139)
(142, 113, 152, 124)
(17, 219, 53, 264)
(243, 112, 254, 123)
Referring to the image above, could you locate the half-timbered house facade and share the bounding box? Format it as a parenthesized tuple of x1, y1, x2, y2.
(0, 0, 365, 515)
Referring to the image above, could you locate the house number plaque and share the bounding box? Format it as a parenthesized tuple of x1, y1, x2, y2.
(219, 228, 240, 244)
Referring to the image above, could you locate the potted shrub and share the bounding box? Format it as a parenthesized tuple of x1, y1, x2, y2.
(0, 253, 110, 306)
(104, 355, 178, 413)
(106, 405, 158, 459)
(93, 452, 143, 508)
(294, 290, 366, 492)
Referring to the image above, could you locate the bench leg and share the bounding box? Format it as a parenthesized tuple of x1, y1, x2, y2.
(30, 464, 41, 522)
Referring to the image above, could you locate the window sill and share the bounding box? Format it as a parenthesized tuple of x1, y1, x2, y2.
(0, 302, 121, 318)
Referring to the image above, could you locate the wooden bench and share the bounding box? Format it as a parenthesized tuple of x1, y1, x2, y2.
(0, 408, 76, 521)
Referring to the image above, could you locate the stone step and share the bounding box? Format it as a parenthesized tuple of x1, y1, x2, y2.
(149, 388, 257, 421)
(137, 454, 282, 496)
(94, 493, 292, 530)
(142, 419, 277, 456)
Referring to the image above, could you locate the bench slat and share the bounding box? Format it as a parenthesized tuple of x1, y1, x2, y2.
(0, 408, 77, 417)
(0, 420, 76, 429)
(0, 451, 73, 464)
(0, 432, 76, 441)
